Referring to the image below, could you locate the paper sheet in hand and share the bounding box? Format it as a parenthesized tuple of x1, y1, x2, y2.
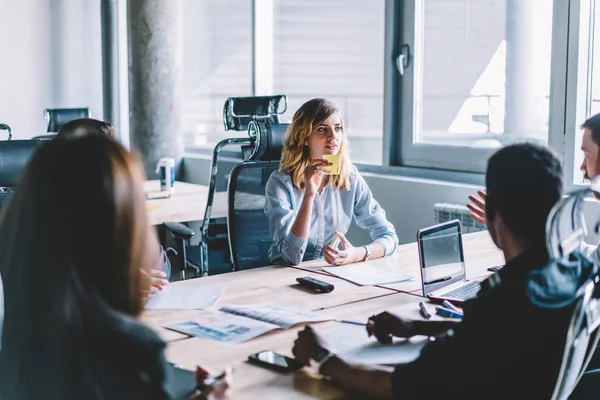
(162, 302, 335, 344)
(145, 286, 222, 310)
(322, 323, 427, 365)
(322, 262, 413, 286)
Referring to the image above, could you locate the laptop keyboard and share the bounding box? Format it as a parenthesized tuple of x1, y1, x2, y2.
(441, 280, 481, 301)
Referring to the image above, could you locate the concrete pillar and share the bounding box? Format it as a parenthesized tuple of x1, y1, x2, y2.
(101, 0, 120, 136)
(504, 0, 545, 143)
(128, 0, 183, 177)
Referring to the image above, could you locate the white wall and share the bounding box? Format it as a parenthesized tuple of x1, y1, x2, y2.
(0, 0, 103, 139)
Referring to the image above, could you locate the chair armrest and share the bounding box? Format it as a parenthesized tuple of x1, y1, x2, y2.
(163, 222, 195, 240)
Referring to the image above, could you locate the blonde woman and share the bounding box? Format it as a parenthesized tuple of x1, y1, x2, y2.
(265, 98, 398, 266)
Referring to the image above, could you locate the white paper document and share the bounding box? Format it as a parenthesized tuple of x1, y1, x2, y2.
(162, 302, 335, 344)
(322, 323, 427, 365)
(145, 286, 222, 310)
(219, 302, 333, 329)
(322, 262, 413, 286)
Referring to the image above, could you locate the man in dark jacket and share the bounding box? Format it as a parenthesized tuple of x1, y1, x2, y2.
(292, 143, 598, 399)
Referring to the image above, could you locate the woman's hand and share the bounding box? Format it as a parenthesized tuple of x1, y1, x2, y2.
(190, 366, 232, 400)
(148, 269, 169, 290)
(303, 159, 331, 197)
(466, 190, 487, 225)
(140, 269, 169, 302)
(324, 232, 364, 266)
(366, 311, 416, 343)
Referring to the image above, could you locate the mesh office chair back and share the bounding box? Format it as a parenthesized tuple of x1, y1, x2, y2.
(226, 121, 289, 271)
(228, 161, 280, 271)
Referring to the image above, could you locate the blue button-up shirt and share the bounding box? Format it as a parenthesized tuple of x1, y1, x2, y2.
(265, 165, 398, 265)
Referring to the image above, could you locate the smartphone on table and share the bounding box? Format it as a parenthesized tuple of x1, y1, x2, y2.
(248, 350, 303, 372)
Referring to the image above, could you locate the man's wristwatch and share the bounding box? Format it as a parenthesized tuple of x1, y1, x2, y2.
(362, 245, 372, 261)
(309, 346, 336, 373)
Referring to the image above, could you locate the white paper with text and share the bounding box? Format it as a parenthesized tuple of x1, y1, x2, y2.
(162, 310, 277, 344)
(219, 302, 334, 329)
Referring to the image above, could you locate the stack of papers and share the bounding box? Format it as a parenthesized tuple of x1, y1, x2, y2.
(145, 286, 222, 310)
(322, 323, 427, 365)
(162, 302, 335, 344)
(322, 262, 413, 286)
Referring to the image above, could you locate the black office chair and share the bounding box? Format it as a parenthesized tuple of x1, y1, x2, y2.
(227, 120, 288, 271)
(31, 108, 91, 140)
(0, 140, 42, 210)
(164, 95, 287, 279)
(0, 123, 12, 140)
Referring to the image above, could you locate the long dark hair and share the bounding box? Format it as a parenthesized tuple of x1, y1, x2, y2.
(0, 135, 156, 398)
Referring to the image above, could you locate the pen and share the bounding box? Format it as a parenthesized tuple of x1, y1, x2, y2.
(338, 320, 365, 326)
(418, 302, 431, 319)
(424, 276, 451, 285)
(435, 306, 463, 319)
(442, 300, 462, 313)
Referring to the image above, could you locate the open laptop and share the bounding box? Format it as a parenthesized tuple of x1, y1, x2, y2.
(417, 219, 481, 304)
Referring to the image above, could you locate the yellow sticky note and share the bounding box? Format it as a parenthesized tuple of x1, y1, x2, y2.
(323, 153, 342, 175)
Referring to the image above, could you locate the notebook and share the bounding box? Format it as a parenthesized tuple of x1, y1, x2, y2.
(417, 219, 481, 304)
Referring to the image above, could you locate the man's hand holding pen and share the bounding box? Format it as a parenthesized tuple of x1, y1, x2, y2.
(366, 312, 416, 344)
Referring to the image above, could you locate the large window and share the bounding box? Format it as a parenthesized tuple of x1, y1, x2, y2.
(178, 0, 597, 187)
(272, 0, 386, 165)
(400, 0, 554, 172)
(181, 0, 253, 148)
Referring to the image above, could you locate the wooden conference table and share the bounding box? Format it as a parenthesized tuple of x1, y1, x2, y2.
(140, 231, 504, 398)
(144, 180, 228, 225)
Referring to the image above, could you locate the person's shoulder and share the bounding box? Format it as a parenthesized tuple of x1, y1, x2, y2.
(266, 170, 295, 192)
(267, 169, 291, 185)
(526, 251, 597, 308)
(115, 314, 165, 349)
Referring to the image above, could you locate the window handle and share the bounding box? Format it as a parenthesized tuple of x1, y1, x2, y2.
(396, 44, 411, 76)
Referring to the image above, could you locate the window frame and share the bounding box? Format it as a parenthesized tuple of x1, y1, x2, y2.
(560, 0, 597, 191)
(393, 0, 573, 175)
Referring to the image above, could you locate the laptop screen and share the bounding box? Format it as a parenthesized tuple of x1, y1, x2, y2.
(419, 221, 466, 289)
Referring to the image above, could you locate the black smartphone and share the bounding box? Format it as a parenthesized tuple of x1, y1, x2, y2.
(248, 350, 303, 372)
